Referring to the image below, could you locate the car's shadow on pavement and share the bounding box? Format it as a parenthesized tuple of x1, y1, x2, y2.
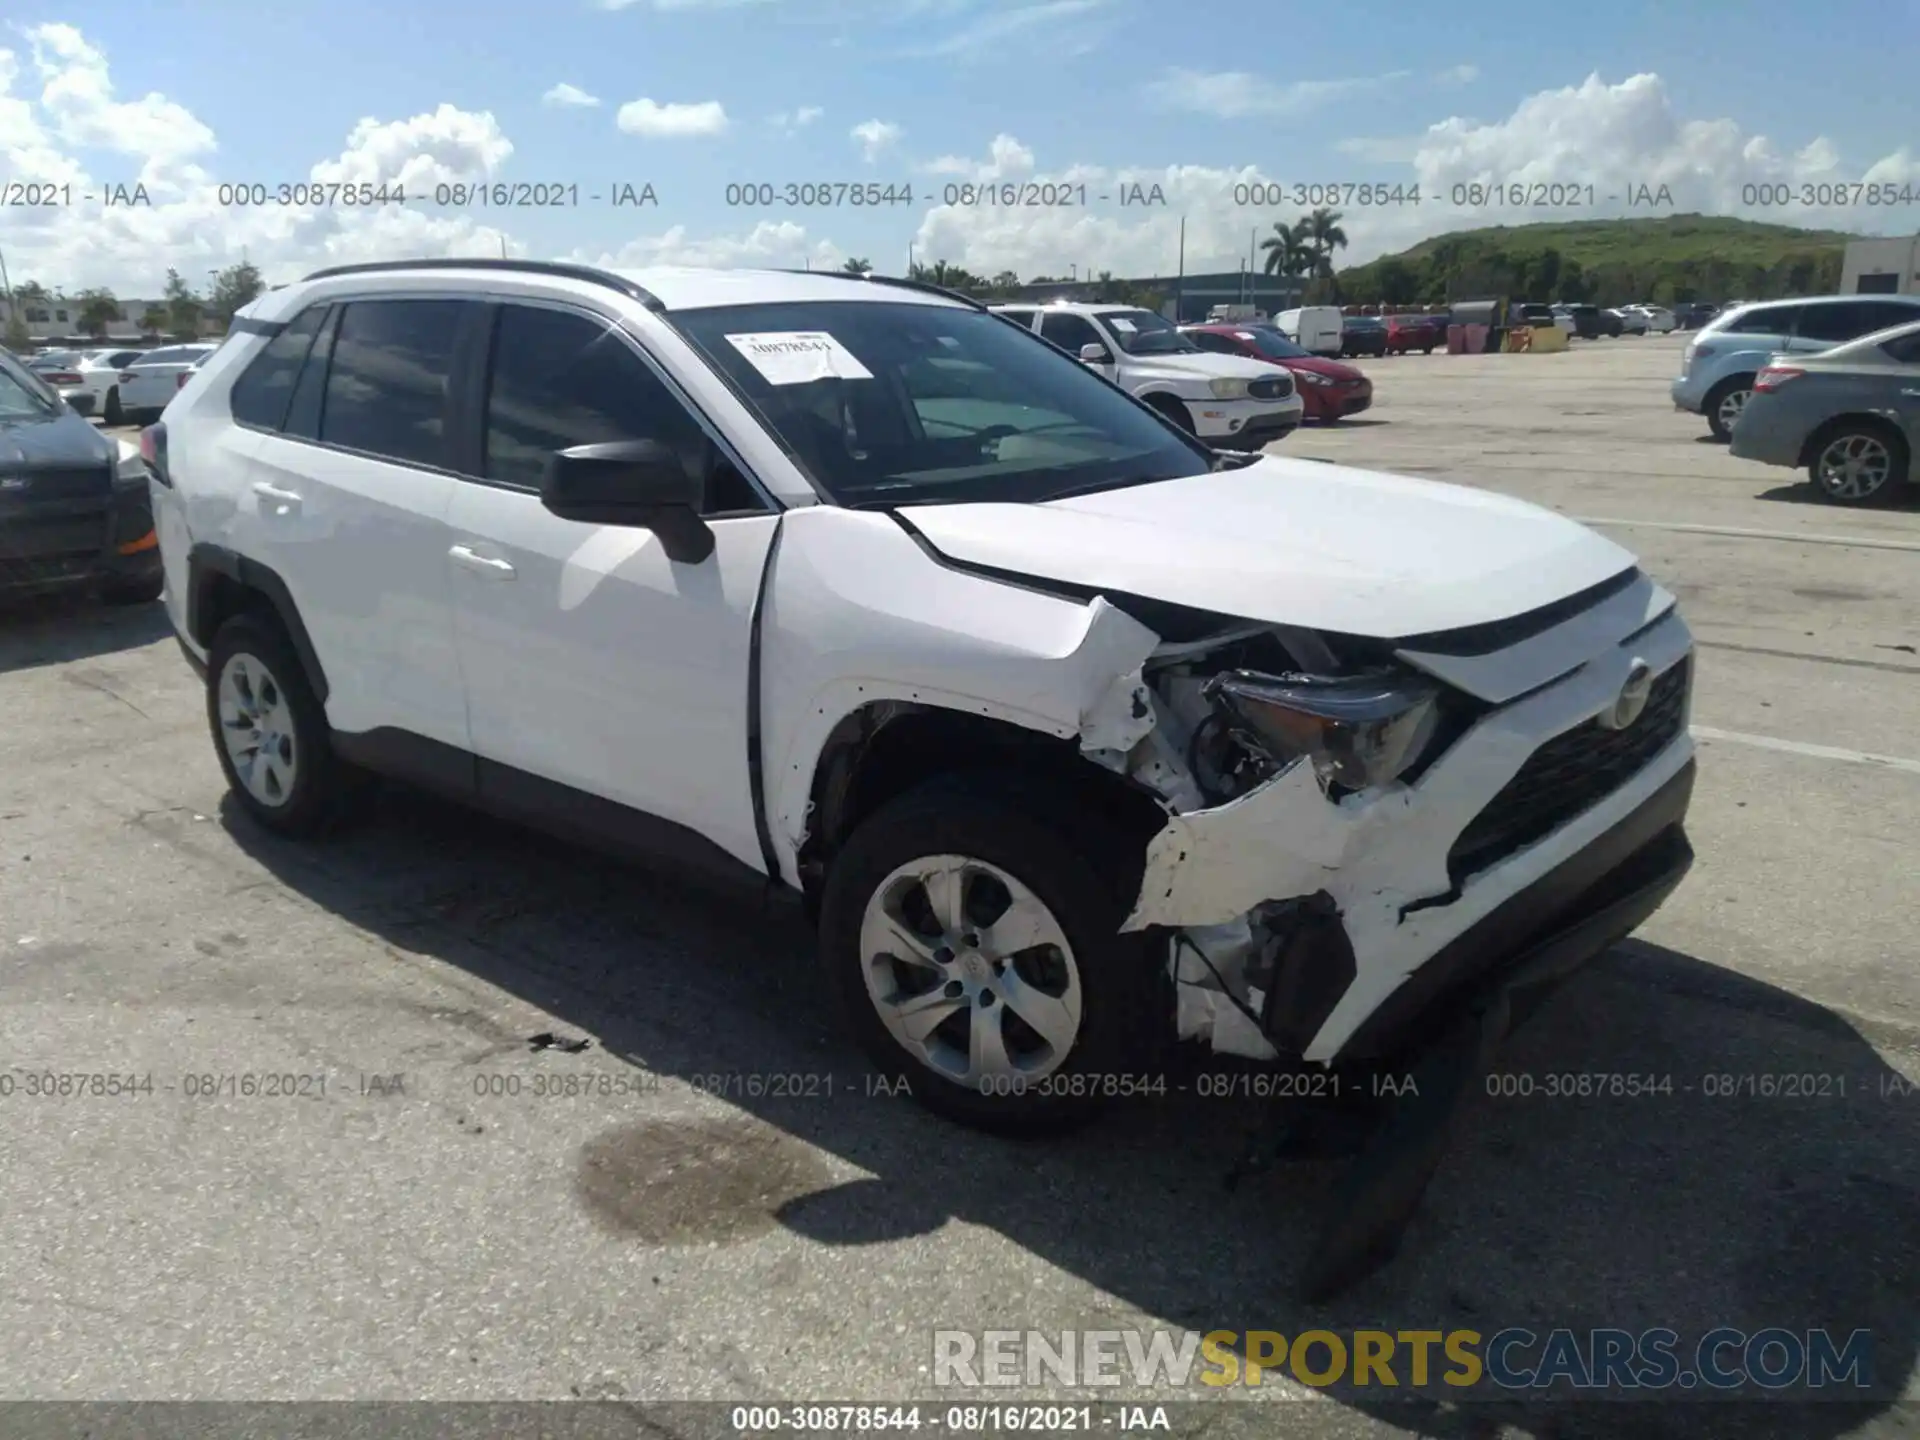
(222, 784, 1919, 1438)
(1754, 481, 1915, 513)
(0, 592, 172, 675)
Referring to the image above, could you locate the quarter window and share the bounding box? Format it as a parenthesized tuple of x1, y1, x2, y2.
(319, 300, 469, 468)
(229, 307, 328, 431)
(482, 304, 759, 513)
(1725, 305, 1800, 336)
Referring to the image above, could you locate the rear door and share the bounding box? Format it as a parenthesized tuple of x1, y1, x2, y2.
(234, 297, 474, 746)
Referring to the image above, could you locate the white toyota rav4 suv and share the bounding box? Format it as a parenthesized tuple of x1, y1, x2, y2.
(990, 301, 1304, 449)
(150, 261, 1696, 1295)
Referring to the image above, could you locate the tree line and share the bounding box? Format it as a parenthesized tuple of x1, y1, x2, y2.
(4, 262, 266, 349)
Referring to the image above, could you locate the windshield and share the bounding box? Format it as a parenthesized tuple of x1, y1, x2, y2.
(1095, 309, 1200, 356)
(0, 351, 60, 419)
(1236, 327, 1311, 360)
(673, 300, 1214, 507)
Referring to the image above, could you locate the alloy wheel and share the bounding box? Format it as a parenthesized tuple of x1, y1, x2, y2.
(1715, 387, 1750, 432)
(1815, 433, 1893, 500)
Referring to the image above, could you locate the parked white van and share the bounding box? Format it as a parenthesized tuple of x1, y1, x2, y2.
(1274, 306, 1345, 358)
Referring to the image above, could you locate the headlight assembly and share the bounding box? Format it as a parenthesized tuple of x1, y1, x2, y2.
(1208, 378, 1251, 400)
(1202, 669, 1442, 792)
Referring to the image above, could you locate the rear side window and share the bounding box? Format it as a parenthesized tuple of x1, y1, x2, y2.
(1794, 302, 1876, 344)
(320, 300, 468, 468)
(229, 307, 328, 431)
(1882, 330, 1920, 364)
(1038, 311, 1103, 354)
(283, 307, 340, 441)
(1724, 305, 1799, 336)
(996, 309, 1037, 329)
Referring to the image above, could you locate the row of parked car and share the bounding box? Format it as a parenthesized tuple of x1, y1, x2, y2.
(15, 342, 220, 426)
(1670, 294, 1920, 506)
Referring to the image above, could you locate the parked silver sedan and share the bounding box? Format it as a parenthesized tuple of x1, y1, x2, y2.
(1729, 318, 1920, 507)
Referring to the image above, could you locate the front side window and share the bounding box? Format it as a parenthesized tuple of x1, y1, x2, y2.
(482, 304, 759, 513)
(1094, 309, 1198, 357)
(230, 307, 329, 431)
(672, 299, 1213, 508)
(320, 300, 469, 468)
(1878, 326, 1920, 365)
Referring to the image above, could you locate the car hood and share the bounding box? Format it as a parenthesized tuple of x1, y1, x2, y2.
(1279, 355, 1366, 381)
(896, 456, 1637, 639)
(0, 410, 116, 469)
(1123, 350, 1278, 383)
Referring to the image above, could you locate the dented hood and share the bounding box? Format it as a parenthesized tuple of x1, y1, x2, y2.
(896, 456, 1637, 639)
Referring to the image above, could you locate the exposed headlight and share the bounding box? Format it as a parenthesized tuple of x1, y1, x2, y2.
(1297, 370, 1333, 386)
(1203, 670, 1442, 792)
(1209, 377, 1251, 400)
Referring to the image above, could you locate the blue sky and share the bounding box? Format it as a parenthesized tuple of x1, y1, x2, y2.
(2, 0, 1917, 294)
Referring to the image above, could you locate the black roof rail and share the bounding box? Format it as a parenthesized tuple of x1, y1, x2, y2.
(297, 258, 665, 311)
(771, 269, 987, 311)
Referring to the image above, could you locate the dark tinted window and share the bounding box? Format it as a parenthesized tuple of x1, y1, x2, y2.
(483, 305, 757, 513)
(1794, 302, 1875, 343)
(996, 309, 1037, 329)
(320, 300, 467, 468)
(1038, 311, 1103, 354)
(1881, 330, 1920, 364)
(283, 306, 339, 441)
(1185, 330, 1235, 353)
(229, 306, 328, 431)
(1861, 300, 1920, 334)
(1725, 304, 1800, 336)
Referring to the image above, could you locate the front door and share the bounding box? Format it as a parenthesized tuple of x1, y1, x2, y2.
(445, 300, 778, 874)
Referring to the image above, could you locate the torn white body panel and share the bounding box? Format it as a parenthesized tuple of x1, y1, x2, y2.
(757, 506, 1161, 887)
(1129, 608, 1696, 1065)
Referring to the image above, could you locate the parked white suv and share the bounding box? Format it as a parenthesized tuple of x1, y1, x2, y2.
(151, 260, 1697, 1296)
(991, 301, 1303, 449)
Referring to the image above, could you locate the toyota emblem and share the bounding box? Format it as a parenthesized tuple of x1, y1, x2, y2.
(1599, 659, 1654, 730)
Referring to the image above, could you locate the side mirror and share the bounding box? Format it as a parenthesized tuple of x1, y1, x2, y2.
(539, 439, 714, 564)
(1080, 342, 1113, 364)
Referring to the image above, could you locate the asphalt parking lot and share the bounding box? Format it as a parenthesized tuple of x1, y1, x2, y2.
(2, 334, 1916, 1437)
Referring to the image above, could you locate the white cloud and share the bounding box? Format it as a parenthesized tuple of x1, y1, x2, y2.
(851, 118, 903, 162)
(919, 134, 1036, 181)
(309, 104, 513, 191)
(769, 105, 824, 133)
(902, 0, 1107, 57)
(27, 23, 214, 175)
(572, 219, 844, 271)
(1436, 63, 1479, 84)
(1144, 68, 1410, 119)
(542, 82, 601, 108)
(616, 97, 729, 137)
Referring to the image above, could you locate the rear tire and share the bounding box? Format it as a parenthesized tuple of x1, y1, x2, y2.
(1704, 375, 1754, 442)
(206, 613, 365, 838)
(819, 777, 1161, 1134)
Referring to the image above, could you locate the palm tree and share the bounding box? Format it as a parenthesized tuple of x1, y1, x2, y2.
(1259, 222, 1310, 278)
(1302, 207, 1350, 299)
(841, 257, 871, 276)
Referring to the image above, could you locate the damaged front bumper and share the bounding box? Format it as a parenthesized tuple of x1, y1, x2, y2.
(1126, 603, 1696, 1069)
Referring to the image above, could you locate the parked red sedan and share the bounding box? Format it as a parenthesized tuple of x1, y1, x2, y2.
(1384, 314, 1442, 354)
(1180, 323, 1373, 422)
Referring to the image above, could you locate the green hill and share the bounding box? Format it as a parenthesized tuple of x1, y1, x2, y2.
(1332, 214, 1860, 307)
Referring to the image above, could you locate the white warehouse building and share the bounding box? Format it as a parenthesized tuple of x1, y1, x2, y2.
(1841, 234, 1920, 295)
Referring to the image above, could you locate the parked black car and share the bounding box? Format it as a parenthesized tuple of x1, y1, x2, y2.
(1552, 303, 1604, 339)
(1672, 302, 1718, 330)
(1340, 315, 1389, 358)
(0, 348, 163, 604)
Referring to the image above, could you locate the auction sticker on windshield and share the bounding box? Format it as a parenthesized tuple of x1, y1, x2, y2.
(1108, 317, 1138, 332)
(725, 331, 874, 385)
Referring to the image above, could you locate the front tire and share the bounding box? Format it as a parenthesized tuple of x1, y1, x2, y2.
(819, 779, 1159, 1134)
(1809, 422, 1909, 507)
(1145, 394, 1194, 433)
(206, 613, 361, 838)
(1705, 375, 1754, 441)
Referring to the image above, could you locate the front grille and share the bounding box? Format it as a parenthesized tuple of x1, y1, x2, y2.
(1446, 657, 1690, 885)
(1249, 374, 1294, 401)
(0, 514, 106, 560)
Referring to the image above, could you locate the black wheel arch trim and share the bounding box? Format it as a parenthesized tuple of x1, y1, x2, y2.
(187, 542, 330, 704)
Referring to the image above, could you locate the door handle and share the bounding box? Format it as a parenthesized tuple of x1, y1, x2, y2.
(251, 481, 302, 512)
(449, 543, 516, 579)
